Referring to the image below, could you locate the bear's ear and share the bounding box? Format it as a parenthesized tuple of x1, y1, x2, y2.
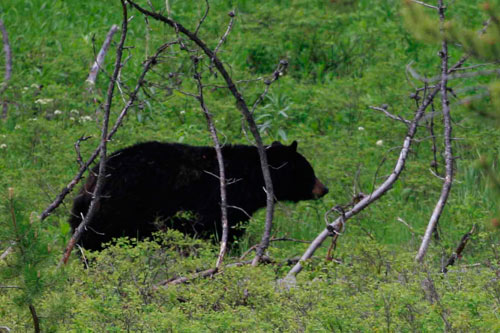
(290, 140, 298, 151)
(271, 141, 283, 147)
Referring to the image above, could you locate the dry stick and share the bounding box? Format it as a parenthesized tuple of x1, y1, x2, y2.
(286, 56, 469, 278)
(127, 1, 276, 266)
(441, 224, 476, 273)
(192, 58, 229, 269)
(39, 42, 174, 222)
(60, 1, 128, 266)
(415, 0, 453, 263)
(86, 24, 119, 87)
(0, 20, 12, 119)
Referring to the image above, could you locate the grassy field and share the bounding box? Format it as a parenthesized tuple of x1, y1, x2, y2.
(0, 0, 499, 331)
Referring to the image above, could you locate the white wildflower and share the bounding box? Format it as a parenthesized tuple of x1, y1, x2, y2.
(70, 109, 79, 115)
(0, 144, 6, 149)
(358, 126, 365, 131)
(29, 117, 38, 121)
(14, 125, 21, 130)
(54, 110, 63, 115)
(34, 98, 54, 105)
(80, 116, 93, 122)
(376, 140, 384, 146)
(180, 110, 186, 115)
(30, 83, 39, 89)
(69, 117, 75, 121)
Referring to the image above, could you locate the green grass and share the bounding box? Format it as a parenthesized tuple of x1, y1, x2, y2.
(0, 0, 499, 331)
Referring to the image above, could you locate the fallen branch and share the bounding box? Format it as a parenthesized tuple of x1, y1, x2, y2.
(441, 224, 476, 273)
(0, 246, 12, 261)
(286, 54, 470, 279)
(0, 19, 12, 119)
(86, 24, 119, 88)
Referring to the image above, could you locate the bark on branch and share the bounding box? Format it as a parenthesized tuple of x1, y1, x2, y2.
(192, 57, 229, 269)
(415, 0, 454, 263)
(86, 24, 119, 88)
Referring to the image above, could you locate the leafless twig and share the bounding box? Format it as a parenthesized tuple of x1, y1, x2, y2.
(0, 20, 12, 119)
(127, 1, 276, 267)
(441, 224, 476, 273)
(39, 41, 174, 222)
(369, 105, 411, 125)
(410, 0, 439, 10)
(60, 1, 129, 266)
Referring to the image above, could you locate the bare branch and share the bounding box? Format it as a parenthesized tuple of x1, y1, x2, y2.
(410, 0, 439, 10)
(213, 11, 235, 61)
(0, 246, 12, 261)
(194, 0, 210, 36)
(127, 1, 276, 267)
(86, 24, 119, 87)
(416, 0, 454, 263)
(286, 82, 443, 278)
(39, 41, 174, 221)
(60, 1, 129, 265)
(251, 60, 288, 114)
(0, 19, 12, 119)
(441, 224, 476, 273)
(192, 56, 229, 269)
(369, 105, 411, 125)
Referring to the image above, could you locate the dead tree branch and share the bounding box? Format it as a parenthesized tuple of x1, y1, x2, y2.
(60, 1, 128, 265)
(416, 0, 454, 263)
(286, 55, 469, 279)
(127, 1, 276, 266)
(86, 24, 119, 88)
(39, 41, 174, 222)
(0, 20, 12, 119)
(369, 105, 411, 125)
(441, 224, 476, 273)
(192, 56, 229, 269)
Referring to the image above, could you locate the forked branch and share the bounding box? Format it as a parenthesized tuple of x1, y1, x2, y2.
(127, 1, 277, 266)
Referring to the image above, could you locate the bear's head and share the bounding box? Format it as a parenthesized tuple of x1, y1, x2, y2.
(266, 141, 328, 202)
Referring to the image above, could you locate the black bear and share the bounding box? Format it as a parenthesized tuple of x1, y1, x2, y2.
(69, 141, 328, 250)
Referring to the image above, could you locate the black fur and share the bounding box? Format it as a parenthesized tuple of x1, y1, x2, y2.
(69, 141, 328, 250)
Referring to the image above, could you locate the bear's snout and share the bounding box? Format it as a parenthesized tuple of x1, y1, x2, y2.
(312, 178, 329, 198)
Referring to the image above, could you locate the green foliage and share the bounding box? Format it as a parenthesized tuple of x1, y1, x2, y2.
(0, 0, 499, 330)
